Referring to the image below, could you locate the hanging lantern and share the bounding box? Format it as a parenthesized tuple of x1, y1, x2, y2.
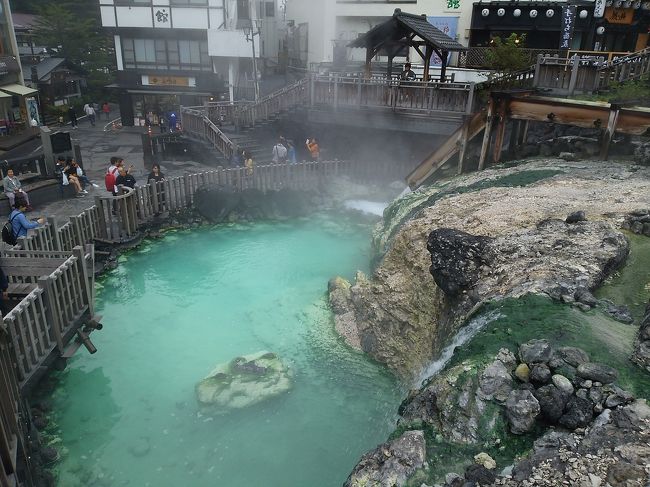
(579, 9, 588, 18)
(596, 26, 606, 35)
(546, 8, 555, 17)
(530, 9, 538, 17)
(513, 8, 522, 16)
(482, 8, 490, 16)
(497, 8, 505, 16)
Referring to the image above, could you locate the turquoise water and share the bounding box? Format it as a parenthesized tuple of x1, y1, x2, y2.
(49, 215, 401, 487)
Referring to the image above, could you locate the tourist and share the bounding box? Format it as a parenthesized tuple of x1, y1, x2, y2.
(68, 105, 78, 129)
(84, 103, 96, 127)
(244, 151, 254, 177)
(9, 201, 45, 239)
(70, 159, 97, 190)
(102, 102, 111, 121)
(159, 115, 167, 133)
(63, 158, 86, 197)
(400, 62, 416, 81)
(287, 140, 297, 164)
(116, 166, 136, 189)
(105, 157, 122, 195)
(148, 164, 165, 183)
(272, 138, 288, 163)
(306, 138, 320, 162)
(148, 164, 166, 213)
(3, 168, 31, 210)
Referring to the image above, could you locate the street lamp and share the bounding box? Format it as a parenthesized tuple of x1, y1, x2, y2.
(243, 19, 262, 101)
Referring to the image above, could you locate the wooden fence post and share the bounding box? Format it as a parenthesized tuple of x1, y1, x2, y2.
(72, 246, 93, 318)
(478, 96, 496, 170)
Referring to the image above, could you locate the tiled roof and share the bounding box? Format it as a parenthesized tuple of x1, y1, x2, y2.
(349, 9, 466, 52)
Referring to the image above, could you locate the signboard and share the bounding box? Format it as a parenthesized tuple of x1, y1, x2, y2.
(604, 7, 635, 23)
(559, 5, 577, 50)
(427, 17, 459, 66)
(146, 76, 190, 86)
(594, 0, 606, 18)
(0, 56, 20, 77)
(25, 97, 41, 126)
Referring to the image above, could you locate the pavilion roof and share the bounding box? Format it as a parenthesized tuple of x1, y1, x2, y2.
(348, 9, 466, 53)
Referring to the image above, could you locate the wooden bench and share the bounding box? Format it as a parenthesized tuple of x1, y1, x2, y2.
(0, 177, 76, 214)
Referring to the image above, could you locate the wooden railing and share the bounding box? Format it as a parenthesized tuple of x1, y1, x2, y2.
(234, 78, 310, 128)
(310, 75, 476, 115)
(600, 47, 650, 85)
(181, 107, 237, 161)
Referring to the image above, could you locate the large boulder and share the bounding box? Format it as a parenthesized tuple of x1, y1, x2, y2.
(195, 351, 292, 412)
(505, 389, 541, 434)
(632, 302, 650, 372)
(344, 430, 426, 487)
(576, 362, 618, 384)
(534, 384, 569, 423)
(554, 347, 590, 368)
(558, 396, 593, 429)
(479, 354, 514, 404)
(427, 228, 493, 296)
(519, 339, 553, 364)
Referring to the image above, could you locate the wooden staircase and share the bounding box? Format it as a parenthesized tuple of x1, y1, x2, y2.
(406, 110, 486, 189)
(601, 47, 650, 85)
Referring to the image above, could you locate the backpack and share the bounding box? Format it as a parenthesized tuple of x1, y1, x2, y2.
(275, 144, 287, 161)
(2, 214, 19, 246)
(105, 169, 117, 192)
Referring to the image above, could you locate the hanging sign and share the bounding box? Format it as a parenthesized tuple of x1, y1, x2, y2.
(559, 5, 577, 49)
(604, 7, 635, 23)
(594, 0, 606, 17)
(427, 16, 459, 65)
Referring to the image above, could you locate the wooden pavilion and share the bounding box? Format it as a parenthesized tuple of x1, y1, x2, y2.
(348, 9, 467, 82)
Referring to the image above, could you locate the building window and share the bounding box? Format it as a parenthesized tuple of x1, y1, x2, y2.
(237, 0, 250, 21)
(171, 0, 208, 4)
(122, 37, 211, 71)
(265, 1, 275, 17)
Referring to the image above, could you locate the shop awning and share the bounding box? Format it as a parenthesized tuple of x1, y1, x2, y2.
(0, 83, 38, 96)
(0, 91, 11, 99)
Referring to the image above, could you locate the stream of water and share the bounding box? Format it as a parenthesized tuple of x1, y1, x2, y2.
(48, 213, 401, 487)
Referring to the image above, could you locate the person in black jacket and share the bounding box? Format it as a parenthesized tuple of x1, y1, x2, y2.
(115, 166, 136, 189)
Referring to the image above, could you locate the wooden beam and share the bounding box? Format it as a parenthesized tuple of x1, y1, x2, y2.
(457, 115, 471, 175)
(492, 99, 507, 164)
(600, 105, 620, 160)
(479, 97, 496, 170)
(412, 45, 425, 60)
(423, 45, 433, 82)
(440, 50, 448, 83)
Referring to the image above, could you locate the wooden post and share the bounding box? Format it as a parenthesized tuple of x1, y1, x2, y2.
(72, 246, 93, 318)
(492, 99, 507, 164)
(333, 74, 339, 111)
(567, 55, 580, 96)
(478, 96, 496, 170)
(38, 276, 64, 353)
(457, 115, 471, 175)
(440, 50, 448, 82)
(600, 104, 620, 160)
(423, 46, 433, 82)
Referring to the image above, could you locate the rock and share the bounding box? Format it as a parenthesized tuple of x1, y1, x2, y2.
(603, 302, 634, 324)
(519, 339, 553, 364)
(514, 363, 530, 382)
(558, 396, 593, 429)
(551, 374, 574, 395)
(495, 348, 517, 369)
(128, 437, 151, 458)
(464, 464, 497, 485)
(328, 276, 352, 314)
(534, 384, 569, 423)
(473, 452, 497, 470)
(565, 211, 586, 224)
(574, 288, 598, 307)
(427, 228, 493, 296)
(576, 363, 618, 384)
(505, 390, 540, 434)
(529, 364, 551, 384)
(444, 473, 464, 487)
(479, 358, 514, 404)
(604, 385, 634, 408)
(632, 302, 650, 372)
(344, 430, 426, 487)
(559, 152, 577, 162)
(195, 351, 292, 412)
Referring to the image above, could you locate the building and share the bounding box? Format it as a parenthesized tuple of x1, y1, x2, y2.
(13, 12, 85, 108)
(469, 1, 650, 53)
(99, 0, 279, 126)
(0, 0, 40, 131)
(284, 0, 471, 68)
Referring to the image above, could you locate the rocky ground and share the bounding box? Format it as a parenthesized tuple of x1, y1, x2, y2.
(329, 159, 650, 378)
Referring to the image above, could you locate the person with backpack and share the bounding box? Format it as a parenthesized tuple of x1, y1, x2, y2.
(272, 138, 288, 163)
(3, 201, 45, 244)
(105, 157, 121, 195)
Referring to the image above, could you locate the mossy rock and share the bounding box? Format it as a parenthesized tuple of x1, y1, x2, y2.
(195, 351, 292, 412)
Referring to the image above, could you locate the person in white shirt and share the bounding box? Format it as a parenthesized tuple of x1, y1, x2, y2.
(84, 104, 96, 126)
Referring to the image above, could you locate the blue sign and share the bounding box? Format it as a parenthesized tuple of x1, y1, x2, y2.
(427, 17, 459, 65)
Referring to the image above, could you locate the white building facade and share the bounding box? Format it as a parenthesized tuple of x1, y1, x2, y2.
(99, 0, 279, 126)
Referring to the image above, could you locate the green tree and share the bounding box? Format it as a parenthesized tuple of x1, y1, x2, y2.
(484, 34, 531, 74)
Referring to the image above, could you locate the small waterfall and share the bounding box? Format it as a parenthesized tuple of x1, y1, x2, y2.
(343, 200, 389, 216)
(398, 186, 412, 198)
(414, 310, 501, 388)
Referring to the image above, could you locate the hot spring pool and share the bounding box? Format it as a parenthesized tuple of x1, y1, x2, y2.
(48, 214, 401, 487)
